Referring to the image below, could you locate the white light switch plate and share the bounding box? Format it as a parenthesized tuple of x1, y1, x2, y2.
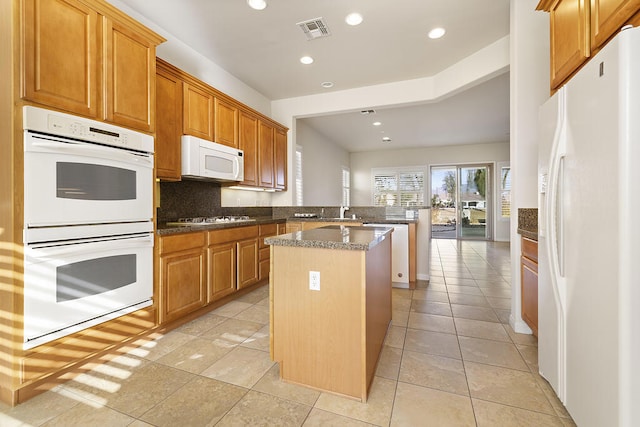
(309, 271, 320, 291)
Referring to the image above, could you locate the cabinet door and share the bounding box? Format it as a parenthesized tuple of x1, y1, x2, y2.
(160, 248, 206, 323)
(258, 121, 275, 188)
(591, 0, 640, 48)
(156, 65, 182, 180)
(22, 0, 99, 117)
(104, 18, 156, 132)
(521, 255, 539, 336)
(239, 110, 259, 186)
(183, 82, 214, 140)
(549, 0, 590, 89)
(237, 238, 258, 289)
(275, 128, 287, 190)
(214, 97, 239, 148)
(278, 223, 287, 235)
(208, 242, 237, 302)
(286, 222, 302, 233)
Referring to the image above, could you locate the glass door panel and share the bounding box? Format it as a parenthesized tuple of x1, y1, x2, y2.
(430, 167, 457, 238)
(458, 166, 489, 239)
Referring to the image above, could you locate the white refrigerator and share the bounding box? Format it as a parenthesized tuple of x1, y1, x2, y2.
(538, 26, 640, 427)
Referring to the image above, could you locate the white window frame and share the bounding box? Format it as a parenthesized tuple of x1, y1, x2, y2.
(342, 166, 350, 206)
(295, 145, 303, 206)
(371, 167, 426, 207)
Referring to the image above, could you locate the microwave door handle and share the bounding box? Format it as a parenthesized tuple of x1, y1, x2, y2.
(30, 140, 153, 167)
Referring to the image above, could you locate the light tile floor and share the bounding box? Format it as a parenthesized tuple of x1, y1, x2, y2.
(0, 239, 576, 426)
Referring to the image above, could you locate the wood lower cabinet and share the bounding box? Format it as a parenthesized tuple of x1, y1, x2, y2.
(207, 228, 240, 302)
(238, 238, 259, 289)
(521, 237, 538, 336)
(155, 60, 182, 180)
(21, 0, 163, 131)
(207, 242, 237, 303)
(214, 97, 239, 148)
(258, 223, 277, 282)
(158, 233, 207, 324)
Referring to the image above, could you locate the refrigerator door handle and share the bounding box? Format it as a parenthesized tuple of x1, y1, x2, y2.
(544, 88, 568, 401)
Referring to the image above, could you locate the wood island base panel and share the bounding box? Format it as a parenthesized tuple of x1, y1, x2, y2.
(267, 226, 392, 401)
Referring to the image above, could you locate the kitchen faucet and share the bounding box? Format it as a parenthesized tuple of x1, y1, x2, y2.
(339, 206, 350, 219)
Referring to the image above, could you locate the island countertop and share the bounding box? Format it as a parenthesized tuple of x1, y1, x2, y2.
(265, 225, 393, 251)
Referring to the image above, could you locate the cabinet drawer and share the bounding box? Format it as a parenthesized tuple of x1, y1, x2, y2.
(259, 223, 277, 236)
(259, 247, 270, 261)
(159, 232, 205, 254)
(521, 237, 538, 263)
(208, 225, 258, 244)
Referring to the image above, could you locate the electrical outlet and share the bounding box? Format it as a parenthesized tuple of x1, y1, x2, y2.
(309, 271, 320, 291)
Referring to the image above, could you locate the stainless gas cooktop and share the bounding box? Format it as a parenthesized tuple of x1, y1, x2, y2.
(166, 216, 255, 226)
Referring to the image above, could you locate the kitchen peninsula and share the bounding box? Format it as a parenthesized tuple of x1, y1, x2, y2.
(266, 225, 392, 401)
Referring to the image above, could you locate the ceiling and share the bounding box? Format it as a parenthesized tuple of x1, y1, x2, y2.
(112, 0, 511, 152)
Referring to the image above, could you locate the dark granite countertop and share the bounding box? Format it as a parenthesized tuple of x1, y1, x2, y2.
(287, 217, 418, 224)
(265, 225, 393, 251)
(157, 216, 285, 236)
(517, 208, 538, 241)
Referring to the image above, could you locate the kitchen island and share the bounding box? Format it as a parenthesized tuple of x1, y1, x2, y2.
(265, 225, 393, 401)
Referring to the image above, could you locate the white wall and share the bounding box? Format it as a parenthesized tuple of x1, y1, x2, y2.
(509, 0, 549, 333)
(105, 0, 271, 116)
(296, 121, 350, 206)
(350, 142, 510, 206)
(271, 37, 510, 207)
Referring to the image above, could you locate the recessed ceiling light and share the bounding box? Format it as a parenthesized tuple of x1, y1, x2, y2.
(321, 81, 334, 88)
(300, 56, 314, 65)
(373, 121, 382, 126)
(247, 0, 267, 10)
(428, 27, 446, 39)
(345, 13, 363, 26)
(382, 137, 392, 143)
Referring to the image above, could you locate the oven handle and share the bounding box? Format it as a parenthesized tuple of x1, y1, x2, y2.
(29, 138, 153, 167)
(26, 234, 154, 256)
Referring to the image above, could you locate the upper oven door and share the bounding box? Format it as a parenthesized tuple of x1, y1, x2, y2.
(24, 131, 154, 228)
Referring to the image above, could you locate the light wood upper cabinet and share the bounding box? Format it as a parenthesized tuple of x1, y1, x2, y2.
(104, 17, 156, 132)
(239, 110, 259, 187)
(538, 0, 640, 90)
(258, 121, 275, 188)
(549, 0, 591, 89)
(22, 0, 99, 117)
(183, 82, 214, 140)
(275, 128, 287, 190)
(155, 61, 182, 180)
(591, 0, 640, 48)
(21, 0, 163, 132)
(214, 97, 239, 148)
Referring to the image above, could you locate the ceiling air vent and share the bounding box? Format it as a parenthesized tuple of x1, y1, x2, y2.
(360, 109, 376, 115)
(297, 17, 331, 40)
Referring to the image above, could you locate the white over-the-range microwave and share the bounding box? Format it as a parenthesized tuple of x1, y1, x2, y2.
(181, 135, 244, 182)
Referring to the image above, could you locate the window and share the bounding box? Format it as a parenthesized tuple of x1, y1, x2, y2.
(295, 145, 303, 206)
(372, 169, 425, 207)
(342, 167, 350, 206)
(500, 166, 511, 218)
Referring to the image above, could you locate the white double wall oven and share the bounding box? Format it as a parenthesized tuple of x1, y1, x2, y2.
(22, 106, 155, 350)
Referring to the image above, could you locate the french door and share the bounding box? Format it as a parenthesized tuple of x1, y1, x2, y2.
(430, 164, 491, 240)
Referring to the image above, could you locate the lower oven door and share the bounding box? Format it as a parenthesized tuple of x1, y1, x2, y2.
(23, 233, 154, 350)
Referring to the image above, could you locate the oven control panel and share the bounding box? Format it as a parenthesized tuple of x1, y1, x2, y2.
(23, 105, 154, 154)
